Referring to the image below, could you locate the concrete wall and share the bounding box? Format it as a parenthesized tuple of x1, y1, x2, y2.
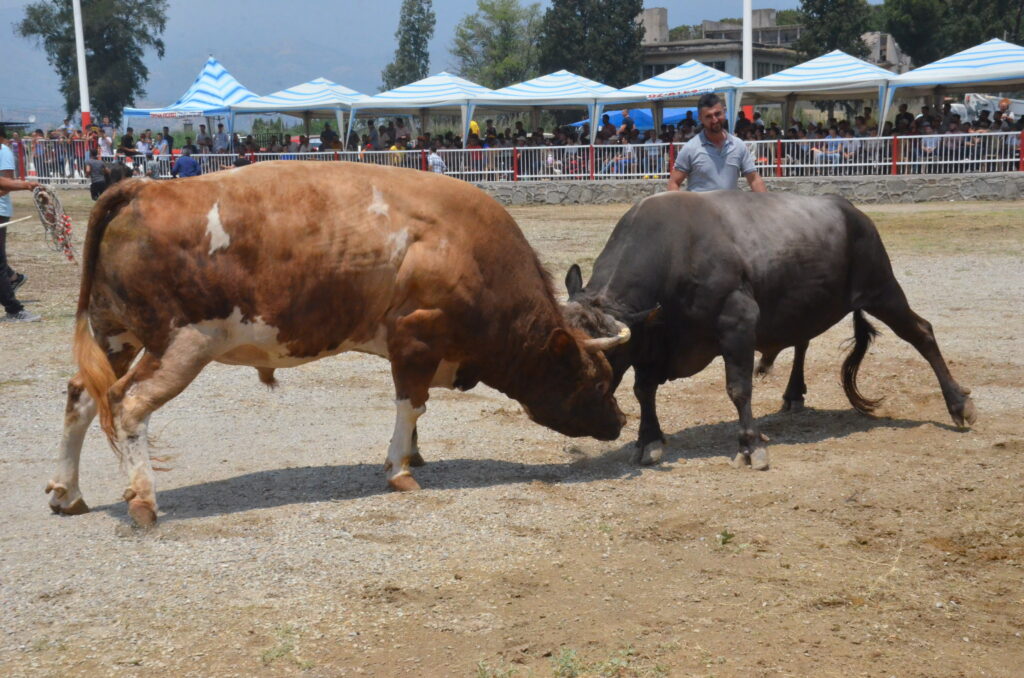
(477, 172, 1024, 206)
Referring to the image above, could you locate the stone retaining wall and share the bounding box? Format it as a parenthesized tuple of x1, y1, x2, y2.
(477, 172, 1024, 206)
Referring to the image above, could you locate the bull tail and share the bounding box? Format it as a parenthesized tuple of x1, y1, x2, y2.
(841, 309, 883, 415)
(73, 179, 144, 441)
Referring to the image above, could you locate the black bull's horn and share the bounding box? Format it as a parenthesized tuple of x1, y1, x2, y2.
(582, 324, 631, 353)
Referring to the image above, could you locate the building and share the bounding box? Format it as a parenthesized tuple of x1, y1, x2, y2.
(639, 9, 796, 81)
(639, 9, 912, 81)
(861, 31, 912, 74)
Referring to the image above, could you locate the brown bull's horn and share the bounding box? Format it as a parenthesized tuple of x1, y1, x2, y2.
(582, 325, 631, 353)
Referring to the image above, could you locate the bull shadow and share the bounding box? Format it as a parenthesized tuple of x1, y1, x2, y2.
(88, 407, 958, 523)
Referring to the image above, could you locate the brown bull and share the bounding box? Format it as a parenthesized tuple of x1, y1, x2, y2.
(50, 162, 627, 525)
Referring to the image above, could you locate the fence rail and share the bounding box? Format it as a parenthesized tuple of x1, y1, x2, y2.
(12, 131, 1023, 187)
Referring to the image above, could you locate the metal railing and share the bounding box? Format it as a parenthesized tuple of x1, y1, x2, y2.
(14, 132, 1022, 186)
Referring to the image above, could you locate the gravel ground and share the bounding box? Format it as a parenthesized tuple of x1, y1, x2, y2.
(0, 193, 1022, 677)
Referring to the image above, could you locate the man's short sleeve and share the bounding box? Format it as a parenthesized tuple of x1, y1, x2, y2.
(0, 145, 16, 172)
(674, 143, 693, 173)
(736, 142, 756, 176)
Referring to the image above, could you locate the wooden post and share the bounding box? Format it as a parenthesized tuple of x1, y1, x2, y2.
(891, 135, 899, 175)
(589, 144, 595, 179)
(420, 149, 428, 172)
(775, 138, 783, 177)
(1019, 129, 1024, 172)
(513, 147, 519, 181)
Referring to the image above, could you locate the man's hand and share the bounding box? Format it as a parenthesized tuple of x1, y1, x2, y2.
(745, 171, 767, 193)
(667, 167, 687, 191)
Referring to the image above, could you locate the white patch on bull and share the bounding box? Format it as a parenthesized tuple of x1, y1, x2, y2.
(386, 399, 425, 478)
(105, 332, 136, 354)
(194, 307, 392, 368)
(429, 360, 460, 389)
(206, 202, 230, 255)
(368, 186, 390, 217)
(387, 229, 410, 264)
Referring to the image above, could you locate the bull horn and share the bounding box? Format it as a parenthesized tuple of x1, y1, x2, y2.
(582, 324, 631, 353)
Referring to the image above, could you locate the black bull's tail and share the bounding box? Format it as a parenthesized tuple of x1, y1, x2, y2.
(842, 309, 883, 414)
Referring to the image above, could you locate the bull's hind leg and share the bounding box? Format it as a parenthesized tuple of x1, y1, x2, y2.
(781, 342, 809, 412)
(48, 341, 140, 515)
(718, 291, 769, 470)
(110, 329, 213, 525)
(864, 287, 976, 427)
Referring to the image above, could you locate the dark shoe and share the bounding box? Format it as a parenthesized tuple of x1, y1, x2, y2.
(10, 273, 26, 293)
(3, 309, 41, 322)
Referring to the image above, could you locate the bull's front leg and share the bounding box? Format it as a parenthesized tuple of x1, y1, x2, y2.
(718, 291, 769, 471)
(781, 341, 809, 412)
(633, 368, 665, 466)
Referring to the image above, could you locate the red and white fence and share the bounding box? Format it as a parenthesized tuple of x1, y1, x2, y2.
(13, 131, 1023, 186)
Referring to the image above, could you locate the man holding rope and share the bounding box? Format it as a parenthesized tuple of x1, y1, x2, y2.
(1, 126, 42, 322)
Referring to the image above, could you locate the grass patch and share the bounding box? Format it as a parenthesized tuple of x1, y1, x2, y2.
(260, 625, 314, 670)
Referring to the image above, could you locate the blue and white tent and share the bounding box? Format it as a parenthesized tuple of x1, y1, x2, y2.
(474, 70, 616, 141)
(231, 77, 369, 137)
(123, 57, 258, 119)
(882, 39, 1024, 122)
(350, 72, 497, 140)
(737, 51, 895, 131)
(596, 61, 745, 135)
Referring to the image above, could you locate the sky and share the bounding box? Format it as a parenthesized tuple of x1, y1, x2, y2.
(0, 0, 810, 125)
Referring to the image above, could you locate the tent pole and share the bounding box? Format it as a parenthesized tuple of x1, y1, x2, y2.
(335, 108, 344, 148)
(420, 107, 430, 135)
(591, 104, 602, 143)
(303, 112, 311, 138)
(530, 106, 540, 133)
(653, 102, 664, 134)
(782, 93, 795, 130)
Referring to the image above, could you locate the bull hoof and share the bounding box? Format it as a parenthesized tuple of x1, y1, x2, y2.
(127, 499, 157, 527)
(637, 440, 664, 466)
(750, 447, 770, 471)
(408, 452, 426, 467)
(955, 397, 978, 428)
(781, 398, 804, 413)
(46, 482, 90, 515)
(51, 497, 90, 515)
(388, 474, 421, 492)
(732, 452, 751, 468)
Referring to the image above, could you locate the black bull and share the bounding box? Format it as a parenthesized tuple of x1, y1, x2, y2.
(564, 191, 976, 469)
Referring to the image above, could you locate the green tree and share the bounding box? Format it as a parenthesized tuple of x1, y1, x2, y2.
(795, 0, 871, 59)
(668, 24, 702, 41)
(16, 0, 167, 125)
(776, 9, 803, 24)
(450, 0, 542, 89)
(537, 0, 644, 88)
(943, 0, 1023, 51)
(884, 0, 948, 65)
(381, 0, 436, 90)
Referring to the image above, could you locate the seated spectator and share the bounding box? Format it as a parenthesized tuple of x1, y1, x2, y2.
(171, 147, 201, 178)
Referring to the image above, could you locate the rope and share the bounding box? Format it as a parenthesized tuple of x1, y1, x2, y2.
(32, 186, 77, 264)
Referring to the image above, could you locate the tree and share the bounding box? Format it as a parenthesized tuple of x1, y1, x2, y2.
(450, 0, 542, 89)
(795, 0, 871, 59)
(884, 0, 1022, 67)
(942, 0, 1023, 51)
(17, 0, 167, 125)
(381, 0, 436, 91)
(537, 0, 644, 88)
(775, 9, 803, 25)
(668, 24, 702, 41)
(884, 0, 948, 65)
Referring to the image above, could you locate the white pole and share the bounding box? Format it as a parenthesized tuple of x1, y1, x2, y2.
(742, 0, 753, 81)
(71, 0, 92, 128)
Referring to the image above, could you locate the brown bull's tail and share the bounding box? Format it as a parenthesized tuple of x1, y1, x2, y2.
(842, 309, 883, 414)
(73, 180, 145, 440)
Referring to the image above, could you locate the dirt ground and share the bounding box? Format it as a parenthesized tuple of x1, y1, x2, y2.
(0, 191, 1021, 678)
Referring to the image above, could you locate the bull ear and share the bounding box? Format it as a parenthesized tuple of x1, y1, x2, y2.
(565, 264, 584, 297)
(545, 328, 579, 360)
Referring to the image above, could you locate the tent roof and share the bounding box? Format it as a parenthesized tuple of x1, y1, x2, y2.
(231, 77, 369, 115)
(475, 70, 616, 107)
(888, 38, 1024, 95)
(599, 60, 745, 105)
(124, 57, 258, 118)
(739, 50, 894, 101)
(352, 72, 496, 113)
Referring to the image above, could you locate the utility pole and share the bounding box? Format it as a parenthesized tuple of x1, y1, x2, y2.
(742, 0, 753, 81)
(71, 0, 91, 128)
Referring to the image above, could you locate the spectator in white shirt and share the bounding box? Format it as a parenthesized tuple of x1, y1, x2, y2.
(427, 145, 447, 174)
(213, 123, 229, 153)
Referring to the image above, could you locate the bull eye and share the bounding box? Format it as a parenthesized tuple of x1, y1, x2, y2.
(596, 382, 608, 396)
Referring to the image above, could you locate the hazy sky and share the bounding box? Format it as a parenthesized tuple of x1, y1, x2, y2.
(1, 0, 808, 125)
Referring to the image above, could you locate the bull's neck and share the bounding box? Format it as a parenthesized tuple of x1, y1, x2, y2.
(476, 298, 566, 405)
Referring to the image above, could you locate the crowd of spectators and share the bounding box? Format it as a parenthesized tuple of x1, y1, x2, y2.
(8, 98, 1021, 183)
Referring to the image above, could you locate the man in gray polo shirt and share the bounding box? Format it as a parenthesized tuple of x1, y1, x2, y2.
(667, 93, 767, 193)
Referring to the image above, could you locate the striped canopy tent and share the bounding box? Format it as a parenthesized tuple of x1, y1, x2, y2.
(736, 51, 895, 133)
(348, 72, 497, 142)
(230, 77, 369, 138)
(881, 39, 1024, 124)
(123, 57, 258, 120)
(473, 70, 617, 140)
(596, 60, 745, 137)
